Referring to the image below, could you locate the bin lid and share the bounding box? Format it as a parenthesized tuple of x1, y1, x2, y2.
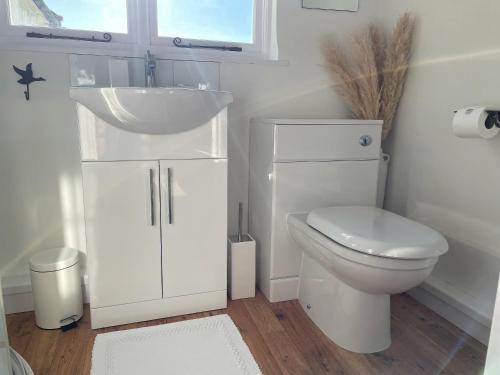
(30, 247, 79, 272)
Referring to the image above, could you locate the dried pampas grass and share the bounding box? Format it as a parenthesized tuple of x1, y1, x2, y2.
(320, 38, 365, 119)
(321, 13, 415, 140)
(369, 24, 386, 79)
(352, 29, 380, 120)
(381, 13, 415, 139)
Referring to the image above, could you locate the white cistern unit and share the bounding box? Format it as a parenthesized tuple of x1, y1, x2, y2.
(249, 119, 448, 354)
(71, 87, 231, 329)
(249, 119, 382, 302)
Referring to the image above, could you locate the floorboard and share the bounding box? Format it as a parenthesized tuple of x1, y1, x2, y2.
(6, 292, 486, 375)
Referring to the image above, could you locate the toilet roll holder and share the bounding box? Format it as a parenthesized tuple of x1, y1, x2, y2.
(484, 110, 500, 130)
(454, 108, 500, 128)
(454, 106, 500, 133)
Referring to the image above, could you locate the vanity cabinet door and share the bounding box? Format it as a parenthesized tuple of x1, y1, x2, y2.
(160, 159, 227, 298)
(82, 161, 162, 308)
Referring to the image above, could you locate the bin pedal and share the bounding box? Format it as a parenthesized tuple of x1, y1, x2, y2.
(60, 315, 79, 332)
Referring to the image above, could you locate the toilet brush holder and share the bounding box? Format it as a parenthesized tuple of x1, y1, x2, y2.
(227, 234, 256, 300)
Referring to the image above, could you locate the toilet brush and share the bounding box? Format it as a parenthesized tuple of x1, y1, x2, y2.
(238, 202, 243, 243)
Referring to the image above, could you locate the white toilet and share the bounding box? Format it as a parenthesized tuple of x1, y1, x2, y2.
(287, 206, 448, 353)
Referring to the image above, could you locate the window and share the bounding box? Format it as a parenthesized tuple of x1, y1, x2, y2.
(1, 0, 134, 46)
(156, 0, 254, 44)
(150, 0, 275, 60)
(0, 0, 276, 61)
(8, 0, 128, 33)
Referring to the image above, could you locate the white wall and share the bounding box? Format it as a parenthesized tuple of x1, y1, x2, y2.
(0, 51, 86, 279)
(381, 0, 500, 322)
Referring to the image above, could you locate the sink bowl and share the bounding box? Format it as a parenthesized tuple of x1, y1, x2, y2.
(69, 87, 233, 135)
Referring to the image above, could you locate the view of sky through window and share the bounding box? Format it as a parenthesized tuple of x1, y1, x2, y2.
(157, 0, 254, 44)
(8, 0, 254, 44)
(8, 0, 128, 33)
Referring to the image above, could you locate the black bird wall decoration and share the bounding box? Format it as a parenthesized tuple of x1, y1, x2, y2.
(13, 63, 46, 101)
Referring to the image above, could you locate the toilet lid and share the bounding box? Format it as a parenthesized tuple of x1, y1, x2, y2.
(29, 247, 79, 272)
(306, 206, 448, 259)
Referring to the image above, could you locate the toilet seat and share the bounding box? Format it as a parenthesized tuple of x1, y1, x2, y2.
(287, 214, 437, 271)
(307, 206, 448, 259)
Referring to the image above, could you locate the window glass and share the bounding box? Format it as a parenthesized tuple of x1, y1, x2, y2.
(157, 0, 254, 44)
(8, 0, 128, 33)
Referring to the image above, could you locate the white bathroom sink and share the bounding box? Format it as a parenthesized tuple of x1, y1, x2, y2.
(69, 87, 233, 135)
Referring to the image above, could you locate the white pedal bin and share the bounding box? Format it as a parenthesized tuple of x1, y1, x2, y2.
(29, 248, 83, 329)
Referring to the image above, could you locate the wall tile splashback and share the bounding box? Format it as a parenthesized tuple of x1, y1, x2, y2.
(156, 60, 174, 87)
(173, 60, 220, 90)
(69, 55, 220, 90)
(108, 58, 129, 87)
(69, 54, 111, 87)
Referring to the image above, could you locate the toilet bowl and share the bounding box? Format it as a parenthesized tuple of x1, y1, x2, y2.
(287, 206, 448, 354)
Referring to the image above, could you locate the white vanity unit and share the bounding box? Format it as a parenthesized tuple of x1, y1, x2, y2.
(70, 87, 232, 329)
(249, 119, 382, 302)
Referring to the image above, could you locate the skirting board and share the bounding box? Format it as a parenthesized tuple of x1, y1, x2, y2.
(259, 277, 299, 303)
(90, 290, 227, 329)
(2, 274, 90, 315)
(407, 277, 491, 345)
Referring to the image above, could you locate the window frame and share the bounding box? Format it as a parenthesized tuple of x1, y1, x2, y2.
(0, 0, 277, 62)
(148, 0, 273, 60)
(0, 0, 140, 48)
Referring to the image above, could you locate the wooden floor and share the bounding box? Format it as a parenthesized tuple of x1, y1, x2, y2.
(7, 292, 486, 375)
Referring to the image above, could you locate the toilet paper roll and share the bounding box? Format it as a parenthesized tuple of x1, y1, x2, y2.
(452, 107, 500, 139)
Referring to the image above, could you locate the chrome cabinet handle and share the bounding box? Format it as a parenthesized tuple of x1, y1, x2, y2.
(149, 168, 155, 226)
(167, 168, 173, 224)
(359, 135, 372, 147)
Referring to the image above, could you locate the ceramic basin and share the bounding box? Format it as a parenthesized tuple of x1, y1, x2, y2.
(69, 87, 233, 135)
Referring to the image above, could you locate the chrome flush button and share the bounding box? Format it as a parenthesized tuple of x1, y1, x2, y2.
(359, 135, 372, 146)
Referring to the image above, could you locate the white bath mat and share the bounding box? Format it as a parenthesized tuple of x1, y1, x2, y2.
(91, 314, 262, 375)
